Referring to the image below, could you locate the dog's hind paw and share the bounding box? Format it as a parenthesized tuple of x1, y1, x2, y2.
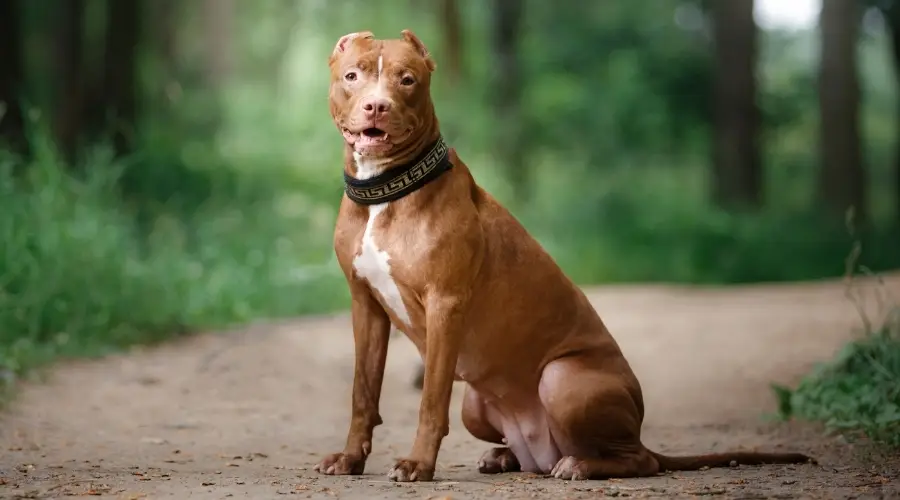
(551, 456, 590, 480)
(477, 447, 521, 474)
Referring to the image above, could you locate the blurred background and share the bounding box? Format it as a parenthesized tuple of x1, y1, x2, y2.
(0, 0, 898, 377)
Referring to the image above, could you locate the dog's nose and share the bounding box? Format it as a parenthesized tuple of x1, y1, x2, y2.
(361, 97, 392, 119)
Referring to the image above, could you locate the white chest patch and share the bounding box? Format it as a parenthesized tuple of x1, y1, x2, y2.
(352, 154, 411, 327)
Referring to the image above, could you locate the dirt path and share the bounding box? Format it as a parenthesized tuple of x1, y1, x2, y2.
(2, 275, 899, 499)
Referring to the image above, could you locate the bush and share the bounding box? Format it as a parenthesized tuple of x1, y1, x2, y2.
(773, 267, 900, 449)
(0, 139, 346, 390)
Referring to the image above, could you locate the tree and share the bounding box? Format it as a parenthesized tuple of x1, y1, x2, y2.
(440, 0, 464, 85)
(103, 0, 141, 157)
(872, 1, 900, 222)
(52, 0, 86, 164)
(818, 0, 866, 225)
(148, 0, 180, 106)
(202, 0, 235, 86)
(0, 0, 27, 155)
(710, 0, 762, 210)
(490, 0, 527, 199)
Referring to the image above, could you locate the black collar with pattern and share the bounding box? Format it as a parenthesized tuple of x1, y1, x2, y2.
(343, 136, 452, 205)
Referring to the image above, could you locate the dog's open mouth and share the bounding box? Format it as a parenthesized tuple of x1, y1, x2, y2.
(362, 128, 386, 139)
(341, 125, 396, 153)
(353, 127, 390, 150)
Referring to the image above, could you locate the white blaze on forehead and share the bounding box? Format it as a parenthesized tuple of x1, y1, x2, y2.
(351, 154, 411, 327)
(371, 54, 391, 102)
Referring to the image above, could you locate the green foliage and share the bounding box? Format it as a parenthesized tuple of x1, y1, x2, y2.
(0, 136, 347, 389)
(522, 0, 712, 159)
(514, 154, 900, 285)
(773, 311, 900, 449)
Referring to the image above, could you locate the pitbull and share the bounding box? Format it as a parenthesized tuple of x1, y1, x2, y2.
(314, 30, 814, 482)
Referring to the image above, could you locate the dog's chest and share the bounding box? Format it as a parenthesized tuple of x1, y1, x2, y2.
(352, 202, 413, 328)
(349, 154, 424, 330)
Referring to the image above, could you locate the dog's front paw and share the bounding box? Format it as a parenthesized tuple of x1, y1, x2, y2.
(551, 456, 590, 480)
(388, 458, 434, 482)
(314, 452, 366, 475)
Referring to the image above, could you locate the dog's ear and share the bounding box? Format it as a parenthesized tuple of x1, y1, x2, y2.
(330, 31, 375, 63)
(401, 29, 436, 72)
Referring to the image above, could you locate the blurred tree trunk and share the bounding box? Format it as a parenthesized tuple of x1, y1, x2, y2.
(103, 0, 141, 157)
(149, 0, 179, 107)
(490, 0, 527, 199)
(710, 0, 761, 210)
(878, 2, 900, 224)
(53, 0, 86, 165)
(194, 0, 234, 134)
(440, 0, 464, 85)
(818, 0, 866, 226)
(0, 0, 27, 156)
(202, 0, 235, 86)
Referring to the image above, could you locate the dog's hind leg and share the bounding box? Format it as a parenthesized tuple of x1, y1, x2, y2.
(538, 350, 660, 480)
(461, 385, 521, 474)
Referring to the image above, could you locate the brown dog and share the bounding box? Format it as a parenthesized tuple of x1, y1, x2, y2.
(314, 30, 814, 482)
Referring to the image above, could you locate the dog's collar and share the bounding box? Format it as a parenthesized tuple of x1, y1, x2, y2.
(343, 136, 452, 205)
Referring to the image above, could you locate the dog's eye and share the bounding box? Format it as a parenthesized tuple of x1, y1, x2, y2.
(344, 71, 358, 82)
(400, 76, 415, 86)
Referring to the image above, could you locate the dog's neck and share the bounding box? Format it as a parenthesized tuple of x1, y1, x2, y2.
(342, 133, 452, 206)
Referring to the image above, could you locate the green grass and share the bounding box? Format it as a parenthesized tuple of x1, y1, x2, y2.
(0, 137, 347, 392)
(773, 267, 900, 449)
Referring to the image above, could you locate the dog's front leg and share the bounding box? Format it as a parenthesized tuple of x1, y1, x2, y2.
(315, 284, 391, 476)
(388, 295, 466, 482)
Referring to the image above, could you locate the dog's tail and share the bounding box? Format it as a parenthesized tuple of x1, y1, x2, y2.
(648, 449, 816, 472)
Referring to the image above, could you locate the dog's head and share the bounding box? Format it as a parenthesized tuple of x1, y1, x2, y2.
(328, 30, 437, 160)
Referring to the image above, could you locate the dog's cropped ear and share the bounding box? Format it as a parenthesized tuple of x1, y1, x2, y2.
(330, 31, 375, 63)
(401, 29, 436, 72)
